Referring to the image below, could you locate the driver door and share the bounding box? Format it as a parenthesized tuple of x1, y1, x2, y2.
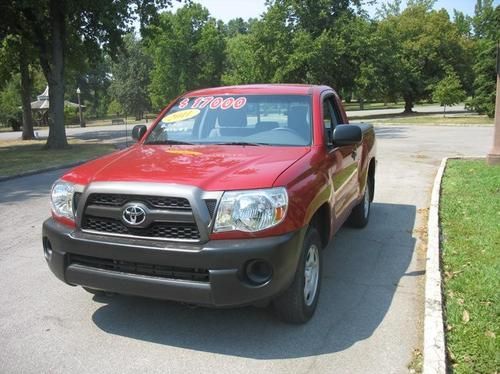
(323, 96, 360, 220)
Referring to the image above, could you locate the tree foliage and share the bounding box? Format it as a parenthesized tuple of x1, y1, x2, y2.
(376, 5, 470, 112)
(0, 0, 179, 148)
(0, 76, 22, 130)
(222, 33, 259, 85)
(432, 71, 466, 115)
(470, 1, 499, 117)
(109, 34, 152, 119)
(146, 3, 226, 109)
(0, 35, 39, 139)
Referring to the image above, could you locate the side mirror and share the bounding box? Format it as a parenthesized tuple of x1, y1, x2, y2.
(132, 125, 147, 141)
(332, 124, 362, 146)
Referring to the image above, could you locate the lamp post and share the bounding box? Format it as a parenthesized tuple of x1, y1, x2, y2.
(487, 42, 500, 164)
(76, 87, 85, 128)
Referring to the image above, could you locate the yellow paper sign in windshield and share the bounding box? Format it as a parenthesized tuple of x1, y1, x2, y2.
(162, 109, 200, 123)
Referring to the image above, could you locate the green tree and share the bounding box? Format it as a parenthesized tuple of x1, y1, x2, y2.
(377, 5, 470, 112)
(470, 1, 499, 117)
(272, 0, 363, 37)
(432, 72, 466, 116)
(222, 33, 259, 85)
(146, 4, 226, 109)
(73, 54, 112, 120)
(453, 10, 472, 37)
(248, 0, 367, 88)
(0, 76, 22, 130)
(107, 100, 123, 117)
(376, 0, 402, 18)
(109, 35, 152, 119)
(224, 17, 256, 37)
(0, 0, 179, 149)
(0, 35, 38, 139)
(248, 2, 294, 83)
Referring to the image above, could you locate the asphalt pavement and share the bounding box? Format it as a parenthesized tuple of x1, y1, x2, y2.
(0, 124, 492, 374)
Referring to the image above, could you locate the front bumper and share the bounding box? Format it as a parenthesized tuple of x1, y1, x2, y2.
(42, 218, 306, 307)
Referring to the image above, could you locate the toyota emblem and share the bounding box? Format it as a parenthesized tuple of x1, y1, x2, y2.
(122, 204, 147, 226)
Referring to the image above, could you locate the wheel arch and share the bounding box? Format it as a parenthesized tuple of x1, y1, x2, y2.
(309, 203, 330, 249)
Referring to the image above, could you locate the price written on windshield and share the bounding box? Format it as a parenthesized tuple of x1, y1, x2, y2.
(178, 96, 247, 110)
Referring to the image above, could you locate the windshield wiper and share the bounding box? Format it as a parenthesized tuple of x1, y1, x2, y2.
(145, 140, 195, 145)
(214, 141, 265, 146)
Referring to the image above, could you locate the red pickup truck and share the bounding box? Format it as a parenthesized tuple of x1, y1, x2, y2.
(43, 84, 376, 323)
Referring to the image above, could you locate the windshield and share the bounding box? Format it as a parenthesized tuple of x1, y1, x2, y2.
(145, 95, 312, 146)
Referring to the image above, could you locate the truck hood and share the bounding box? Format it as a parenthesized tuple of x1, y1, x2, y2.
(64, 144, 310, 191)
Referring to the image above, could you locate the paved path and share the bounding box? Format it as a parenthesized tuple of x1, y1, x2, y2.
(0, 125, 492, 374)
(0, 104, 467, 142)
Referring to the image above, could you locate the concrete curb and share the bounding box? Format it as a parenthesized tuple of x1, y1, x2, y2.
(423, 157, 447, 374)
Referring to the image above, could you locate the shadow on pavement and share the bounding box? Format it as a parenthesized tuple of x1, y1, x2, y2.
(92, 202, 418, 359)
(69, 130, 131, 142)
(69, 130, 132, 149)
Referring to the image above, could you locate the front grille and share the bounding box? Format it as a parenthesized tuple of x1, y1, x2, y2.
(87, 193, 191, 210)
(81, 193, 200, 241)
(70, 254, 209, 282)
(83, 216, 200, 240)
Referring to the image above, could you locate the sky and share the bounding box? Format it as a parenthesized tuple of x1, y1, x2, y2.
(171, 0, 499, 22)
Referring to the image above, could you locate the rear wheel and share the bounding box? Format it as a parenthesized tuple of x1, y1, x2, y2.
(273, 227, 322, 324)
(347, 179, 372, 228)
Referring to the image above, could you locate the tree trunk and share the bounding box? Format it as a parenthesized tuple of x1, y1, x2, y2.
(45, 0, 68, 149)
(403, 96, 413, 114)
(19, 47, 35, 140)
(443, 104, 446, 118)
(359, 97, 364, 110)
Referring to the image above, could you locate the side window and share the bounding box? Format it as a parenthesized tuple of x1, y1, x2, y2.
(323, 97, 336, 145)
(330, 97, 342, 125)
(323, 99, 333, 132)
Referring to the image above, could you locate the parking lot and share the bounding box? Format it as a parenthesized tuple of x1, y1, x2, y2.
(0, 124, 492, 373)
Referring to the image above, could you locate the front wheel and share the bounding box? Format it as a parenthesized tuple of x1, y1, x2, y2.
(347, 179, 372, 228)
(273, 227, 322, 324)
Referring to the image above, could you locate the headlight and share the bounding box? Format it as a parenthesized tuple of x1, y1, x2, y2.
(214, 187, 288, 232)
(51, 180, 75, 220)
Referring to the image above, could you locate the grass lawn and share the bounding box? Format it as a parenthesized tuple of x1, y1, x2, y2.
(0, 139, 116, 178)
(373, 114, 493, 126)
(440, 160, 500, 373)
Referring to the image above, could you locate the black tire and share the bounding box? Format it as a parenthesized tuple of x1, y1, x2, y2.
(273, 227, 322, 324)
(347, 179, 372, 228)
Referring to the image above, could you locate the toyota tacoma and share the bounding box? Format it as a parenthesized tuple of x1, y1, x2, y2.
(43, 84, 376, 323)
